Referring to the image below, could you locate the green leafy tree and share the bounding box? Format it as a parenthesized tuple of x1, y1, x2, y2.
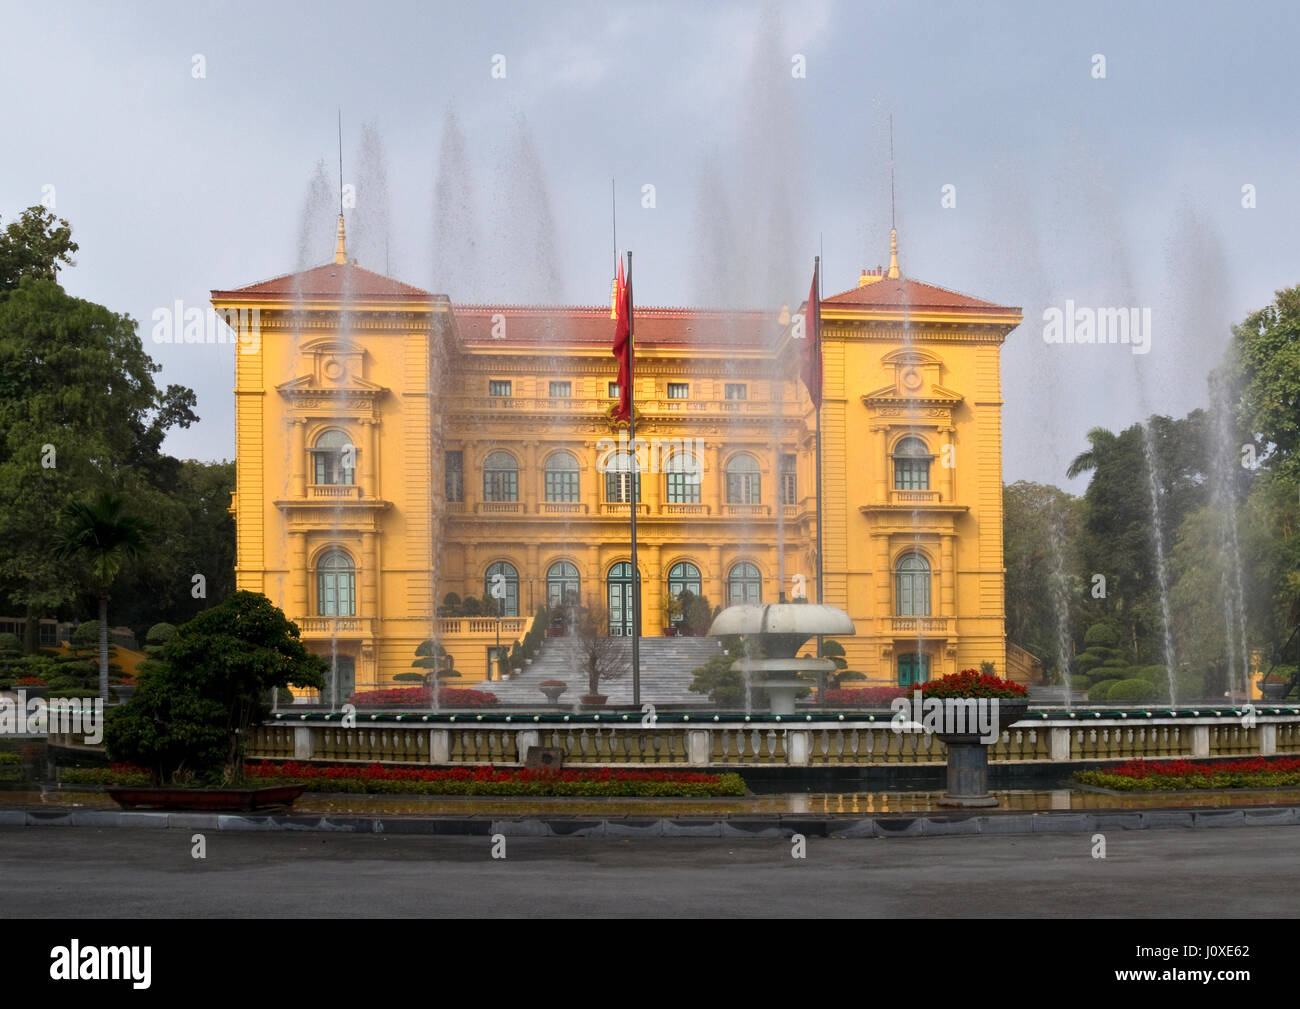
(0, 206, 78, 290)
(54, 493, 152, 701)
(105, 592, 326, 784)
(1003, 480, 1086, 674)
(0, 215, 196, 650)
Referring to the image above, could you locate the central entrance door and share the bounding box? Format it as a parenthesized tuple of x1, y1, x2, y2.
(607, 562, 635, 636)
(326, 654, 356, 706)
(897, 652, 929, 688)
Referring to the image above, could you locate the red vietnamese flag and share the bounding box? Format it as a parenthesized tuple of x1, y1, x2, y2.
(612, 254, 633, 423)
(800, 259, 822, 408)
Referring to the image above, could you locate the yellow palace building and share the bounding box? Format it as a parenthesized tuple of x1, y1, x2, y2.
(212, 221, 1027, 696)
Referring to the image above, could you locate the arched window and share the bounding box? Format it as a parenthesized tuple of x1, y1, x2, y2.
(604, 451, 640, 503)
(316, 551, 356, 616)
(893, 436, 931, 490)
(667, 561, 702, 599)
(665, 450, 702, 504)
(727, 562, 762, 606)
(725, 454, 761, 504)
(544, 451, 580, 502)
(667, 562, 702, 627)
(312, 430, 355, 485)
(546, 561, 580, 608)
(484, 561, 519, 617)
(483, 451, 518, 502)
(607, 562, 635, 635)
(895, 553, 931, 616)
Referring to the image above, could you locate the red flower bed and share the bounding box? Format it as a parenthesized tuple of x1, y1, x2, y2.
(822, 686, 901, 706)
(917, 669, 1027, 699)
(16, 676, 47, 687)
(1104, 757, 1300, 779)
(346, 687, 499, 707)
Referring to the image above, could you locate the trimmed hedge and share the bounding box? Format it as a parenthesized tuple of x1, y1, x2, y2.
(1077, 757, 1300, 791)
(1106, 678, 1158, 702)
(1087, 679, 1119, 702)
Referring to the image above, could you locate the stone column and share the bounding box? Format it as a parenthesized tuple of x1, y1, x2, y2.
(292, 419, 307, 497)
(363, 418, 378, 499)
(361, 532, 378, 617)
(644, 543, 662, 635)
(709, 545, 724, 608)
(524, 440, 539, 514)
(874, 425, 889, 504)
(288, 531, 308, 618)
(944, 427, 957, 503)
(940, 533, 956, 617)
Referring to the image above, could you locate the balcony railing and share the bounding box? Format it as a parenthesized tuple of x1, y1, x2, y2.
(539, 502, 587, 514)
(309, 484, 362, 499)
(299, 616, 371, 635)
(891, 489, 940, 505)
(476, 501, 524, 514)
(890, 616, 950, 634)
(722, 503, 770, 518)
(599, 502, 650, 516)
(437, 617, 530, 636)
(664, 503, 709, 516)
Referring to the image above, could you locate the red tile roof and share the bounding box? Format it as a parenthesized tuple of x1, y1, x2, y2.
(453, 305, 780, 349)
(212, 261, 433, 300)
(822, 276, 1013, 312)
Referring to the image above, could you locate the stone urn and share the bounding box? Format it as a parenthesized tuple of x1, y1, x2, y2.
(539, 681, 567, 704)
(936, 698, 1030, 808)
(1260, 680, 1289, 700)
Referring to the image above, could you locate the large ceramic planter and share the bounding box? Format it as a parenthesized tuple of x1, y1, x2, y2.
(936, 698, 1029, 808)
(579, 693, 607, 707)
(108, 784, 307, 811)
(1260, 681, 1289, 700)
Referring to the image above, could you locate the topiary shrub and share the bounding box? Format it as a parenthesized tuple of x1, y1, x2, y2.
(1087, 679, 1119, 702)
(1134, 664, 1167, 685)
(1107, 678, 1158, 703)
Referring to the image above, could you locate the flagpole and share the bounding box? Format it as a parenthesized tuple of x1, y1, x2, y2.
(626, 251, 641, 706)
(814, 256, 825, 698)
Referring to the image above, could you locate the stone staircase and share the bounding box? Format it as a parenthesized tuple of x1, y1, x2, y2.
(485, 636, 724, 706)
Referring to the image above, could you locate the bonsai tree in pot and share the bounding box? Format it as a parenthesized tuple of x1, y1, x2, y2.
(105, 591, 326, 785)
(573, 604, 628, 705)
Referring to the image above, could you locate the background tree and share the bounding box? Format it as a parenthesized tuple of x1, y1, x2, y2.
(54, 492, 152, 701)
(0, 207, 78, 290)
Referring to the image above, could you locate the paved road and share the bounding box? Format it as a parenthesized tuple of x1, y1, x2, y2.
(1, 825, 1297, 917)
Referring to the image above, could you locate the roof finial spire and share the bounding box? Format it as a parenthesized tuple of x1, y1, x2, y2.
(887, 114, 900, 279)
(334, 110, 348, 265)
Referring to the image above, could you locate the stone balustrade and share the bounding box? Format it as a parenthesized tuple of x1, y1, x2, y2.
(246, 709, 1300, 768)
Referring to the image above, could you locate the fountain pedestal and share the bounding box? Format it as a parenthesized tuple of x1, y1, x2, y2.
(732, 657, 836, 715)
(935, 700, 1029, 808)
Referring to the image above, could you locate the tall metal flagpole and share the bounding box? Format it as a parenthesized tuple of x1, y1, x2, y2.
(626, 251, 641, 706)
(815, 255, 824, 609)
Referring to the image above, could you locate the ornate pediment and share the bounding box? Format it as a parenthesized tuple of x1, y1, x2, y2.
(277, 339, 388, 411)
(861, 346, 963, 420)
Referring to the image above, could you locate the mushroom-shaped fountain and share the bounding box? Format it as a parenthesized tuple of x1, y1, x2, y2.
(708, 603, 856, 714)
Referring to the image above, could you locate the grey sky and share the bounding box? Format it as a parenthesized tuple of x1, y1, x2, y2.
(3, 0, 1296, 487)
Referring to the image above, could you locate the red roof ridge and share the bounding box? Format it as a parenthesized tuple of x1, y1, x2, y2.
(822, 273, 1015, 311)
(213, 260, 432, 299)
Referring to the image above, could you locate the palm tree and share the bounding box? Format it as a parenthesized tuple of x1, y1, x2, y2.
(54, 492, 152, 702)
(1066, 426, 1119, 480)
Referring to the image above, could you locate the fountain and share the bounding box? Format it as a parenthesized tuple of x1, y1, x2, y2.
(708, 603, 854, 714)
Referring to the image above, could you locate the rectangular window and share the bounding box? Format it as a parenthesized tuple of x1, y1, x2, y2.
(605, 470, 640, 503)
(483, 469, 518, 502)
(895, 459, 930, 490)
(780, 454, 797, 505)
(666, 470, 701, 503)
(489, 379, 512, 397)
(667, 382, 689, 399)
(545, 468, 579, 502)
(549, 381, 571, 398)
(725, 383, 747, 400)
(608, 381, 620, 399)
(444, 451, 464, 502)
